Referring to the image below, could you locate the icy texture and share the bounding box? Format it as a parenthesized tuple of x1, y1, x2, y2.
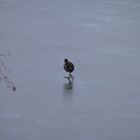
(0, 0, 140, 140)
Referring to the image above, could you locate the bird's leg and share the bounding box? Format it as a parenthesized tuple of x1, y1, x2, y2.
(64, 72, 74, 86)
(69, 73, 74, 87)
(64, 73, 71, 79)
(69, 73, 74, 80)
(68, 73, 71, 79)
(64, 75, 69, 79)
(64, 73, 71, 84)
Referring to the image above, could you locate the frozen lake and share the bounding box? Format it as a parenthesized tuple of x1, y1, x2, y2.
(0, 0, 140, 139)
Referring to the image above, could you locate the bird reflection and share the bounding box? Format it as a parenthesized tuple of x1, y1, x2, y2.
(63, 83, 73, 102)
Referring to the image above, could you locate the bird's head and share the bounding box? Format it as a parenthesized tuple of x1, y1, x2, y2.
(64, 59, 68, 63)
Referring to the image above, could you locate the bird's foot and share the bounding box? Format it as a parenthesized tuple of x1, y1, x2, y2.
(64, 76, 69, 79)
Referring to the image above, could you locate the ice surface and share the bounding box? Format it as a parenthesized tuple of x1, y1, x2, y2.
(0, 0, 140, 140)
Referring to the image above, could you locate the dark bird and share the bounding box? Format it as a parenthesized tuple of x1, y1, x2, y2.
(64, 59, 74, 73)
(64, 59, 74, 83)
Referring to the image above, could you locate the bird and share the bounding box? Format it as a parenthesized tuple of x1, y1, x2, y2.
(64, 59, 74, 82)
